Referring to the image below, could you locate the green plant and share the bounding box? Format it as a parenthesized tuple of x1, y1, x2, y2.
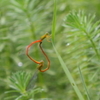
(1, 0, 100, 100)
(63, 11, 100, 100)
(52, 2, 84, 99)
(5, 71, 42, 100)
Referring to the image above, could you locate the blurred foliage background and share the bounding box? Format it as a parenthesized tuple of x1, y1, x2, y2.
(0, 0, 100, 100)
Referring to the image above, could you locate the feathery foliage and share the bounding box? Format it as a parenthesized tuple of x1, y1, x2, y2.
(0, 0, 100, 100)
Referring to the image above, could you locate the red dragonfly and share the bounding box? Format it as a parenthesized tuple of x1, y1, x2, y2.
(26, 33, 51, 72)
(26, 33, 51, 90)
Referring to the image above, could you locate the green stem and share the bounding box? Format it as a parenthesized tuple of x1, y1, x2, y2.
(78, 66, 91, 100)
(83, 30, 100, 59)
(25, 9, 46, 99)
(52, 0, 57, 43)
(25, 9, 40, 58)
(52, 43, 85, 100)
(26, 10, 36, 40)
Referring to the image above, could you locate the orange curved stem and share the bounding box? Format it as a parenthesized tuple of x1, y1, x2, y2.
(26, 40, 42, 64)
(38, 42, 50, 72)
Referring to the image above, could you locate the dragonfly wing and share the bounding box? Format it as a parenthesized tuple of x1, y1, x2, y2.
(26, 69, 38, 91)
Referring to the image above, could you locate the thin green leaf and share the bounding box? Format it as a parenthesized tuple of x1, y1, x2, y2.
(52, 43, 85, 100)
(51, 0, 57, 42)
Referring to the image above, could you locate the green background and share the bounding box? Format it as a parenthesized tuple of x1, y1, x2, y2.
(0, 0, 100, 100)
